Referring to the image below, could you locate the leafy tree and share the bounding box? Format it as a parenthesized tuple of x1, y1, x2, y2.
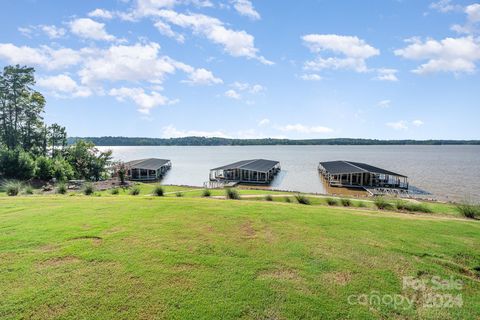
(65, 140, 112, 181)
(0, 148, 36, 180)
(113, 161, 127, 184)
(0, 65, 45, 151)
(52, 157, 74, 182)
(35, 156, 54, 181)
(48, 123, 67, 157)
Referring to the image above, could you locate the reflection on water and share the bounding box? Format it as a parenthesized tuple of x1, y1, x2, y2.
(99, 145, 480, 202)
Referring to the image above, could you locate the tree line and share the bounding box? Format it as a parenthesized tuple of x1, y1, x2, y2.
(69, 136, 480, 146)
(0, 65, 111, 182)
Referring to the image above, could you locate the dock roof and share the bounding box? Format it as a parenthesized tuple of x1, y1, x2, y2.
(319, 160, 407, 178)
(212, 159, 280, 172)
(125, 158, 170, 170)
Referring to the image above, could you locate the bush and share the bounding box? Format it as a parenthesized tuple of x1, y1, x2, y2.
(395, 200, 432, 213)
(284, 197, 292, 203)
(52, 158, 74, 182)
(24, 184, 34, 195)
(265, 194, 273, 201)
(225, 188, 240, 200)
(2, 180, 23, 196)
(153, 185, 164, 196)
(202, 189, 211, 197)
(340, 198, 352, 207)
(0, 149, 36, 180)
(56, 182, 67, 194)
(374, 197, 394, 210)
(83, 183, 95, 195)
(295, 194, 310, 205)
(35, 156, 54, 181)
(456, 202, 480, 219)
(110, 188, 119, 195)
(356, 201, 367, 208)
(175, 191, 184, 197)
(129, 185, 141, 196)
(326, 198, 338, 206)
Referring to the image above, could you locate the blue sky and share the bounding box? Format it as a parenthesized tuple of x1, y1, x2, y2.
(1, 0, 479, 139)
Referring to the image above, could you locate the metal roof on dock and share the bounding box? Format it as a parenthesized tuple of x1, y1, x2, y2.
(319, 160, 407, 177)
(125, 158, 170, 170)
(212, 159, 279, 172)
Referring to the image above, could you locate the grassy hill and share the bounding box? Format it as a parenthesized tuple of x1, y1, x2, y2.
(0, 195, 479, 319)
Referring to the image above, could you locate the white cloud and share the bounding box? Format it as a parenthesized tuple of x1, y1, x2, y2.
(277, 124, 333, 134)
(386, 120, 408, 130)
(18, 24, 66, 39)
(70, 18, 117, 42)
(40, 25, 66, 39)
(88, 9, 114, 19)
(412, 120, 424, 127)
(394, 36, 480, 74)
(162, 125, 230, 138)
(451, 3, 480, 35)
(231, 82, 265, 93)
(182, 68, 223, 85)
(37, 74, 92, 98)
(466, 3, 480, 23)
(300, 73, 322, 81)
(232, 0, 261, 20)
(375, 68, 398, 81)
(302, 34, 380, 73)
(0, 43, 82, 70)
(79, 42, 214, 87)
(377, 100, 391, 108)
(154, 20, 185, 42)
(429, 0, 461, 13)
(258, 118, 270, 127)
(109, 87, 176, 114)
(151, 10, 273, 64)
(224, 89, 241, 99)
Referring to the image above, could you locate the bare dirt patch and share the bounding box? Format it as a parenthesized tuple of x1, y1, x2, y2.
(69, 235, 103, 246)
(241, 220, 256, 239)
(322, 271, 353, 286)
(257, 268, 302, 282)
(36, 256, 81, 268)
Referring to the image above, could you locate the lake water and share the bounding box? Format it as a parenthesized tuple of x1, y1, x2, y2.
(99, 145, 480, 202)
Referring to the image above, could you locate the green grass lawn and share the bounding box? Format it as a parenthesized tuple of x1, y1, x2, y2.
(0, 196, 479, 319)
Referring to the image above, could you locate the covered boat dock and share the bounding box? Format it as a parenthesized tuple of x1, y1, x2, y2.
(126, 158, 171, 181)
(210, 159, 281, 184)
(318, 160, 408, 190)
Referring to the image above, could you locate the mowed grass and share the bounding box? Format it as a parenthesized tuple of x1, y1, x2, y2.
(0, 196, 479, 319)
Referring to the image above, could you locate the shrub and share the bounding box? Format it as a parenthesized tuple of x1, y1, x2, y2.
(110, 188, 120, 195)
(83, 183, 95, 196)
(374, 197, 394, 210)
(395, 200, 432, 213)
(56, 182, 68, 195)
(35, 156, 54, 181)
(295, 194, 310, 205)
(129, 185, 141, 196)
(456, 202, 480, 219)
(202, 189, 211, 197)
(284, 197, 292, 203)
(175, 191, 184, 197)
(225, 188, 240, 200)
(153, 185, 164, 196)
(265, 194, 273, 201)
(326, 198, 338, 206)
(340, 198, 352, 207)
(0, 149, 35, 180)
(2, 180, 23, 196)
(24, 184, 34, 195)
(356, 201, 367, 208)
(52, 158, 74, 182)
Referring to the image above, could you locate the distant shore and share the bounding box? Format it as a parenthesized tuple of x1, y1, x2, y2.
(68, 136, 480, 146)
